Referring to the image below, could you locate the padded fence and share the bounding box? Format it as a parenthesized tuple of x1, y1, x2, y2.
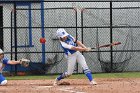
(1, 1, 140, 75)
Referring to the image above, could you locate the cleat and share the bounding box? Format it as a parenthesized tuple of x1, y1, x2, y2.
(90, 80, 97, 85)
(53, 78, 59, 86)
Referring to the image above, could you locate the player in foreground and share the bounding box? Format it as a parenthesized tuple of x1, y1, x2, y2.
(54, 28, 97, 86)
(0, 49, 30, 85)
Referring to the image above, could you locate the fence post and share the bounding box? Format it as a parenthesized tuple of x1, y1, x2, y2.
(110, 1, 113, 72)
(14, 2, 17, 75)
(41, 0, 46, 64)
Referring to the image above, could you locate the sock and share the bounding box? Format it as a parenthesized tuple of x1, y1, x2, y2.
(84, 69, 93, 82)
(57, 74, 64, 81)
(57, 72, 69, 81)
(85, 72, 93, 81)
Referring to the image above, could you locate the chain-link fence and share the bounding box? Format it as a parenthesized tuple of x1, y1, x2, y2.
(1, 0, 140, 75)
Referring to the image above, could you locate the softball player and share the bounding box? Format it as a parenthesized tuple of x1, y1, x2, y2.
(53, 28, 97, 86)
(0, 49, 22, 85)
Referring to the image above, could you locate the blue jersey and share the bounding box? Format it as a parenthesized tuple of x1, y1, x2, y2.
(0, 58, 9, 73)
(1, 58, 9, 65)
(60, 35, 77, 55)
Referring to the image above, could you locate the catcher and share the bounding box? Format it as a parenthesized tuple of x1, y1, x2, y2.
(0, 49, 30, 85)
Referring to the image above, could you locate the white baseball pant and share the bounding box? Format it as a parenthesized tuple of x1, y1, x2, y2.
(67, 51, 89, 75)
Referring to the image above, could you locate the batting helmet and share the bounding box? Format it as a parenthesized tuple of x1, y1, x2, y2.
(0, 49, 4, 54)
(56, 28, 69, 38)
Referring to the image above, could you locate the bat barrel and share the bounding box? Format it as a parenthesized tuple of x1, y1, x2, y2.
(113, 42, 121, 45)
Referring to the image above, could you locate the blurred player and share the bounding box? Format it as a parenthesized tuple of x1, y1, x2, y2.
(0, 49, 22, 85)
(54, 28, 97, 86)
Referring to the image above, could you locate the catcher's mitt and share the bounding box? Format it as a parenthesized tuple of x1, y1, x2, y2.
(19, 58, 30, 67)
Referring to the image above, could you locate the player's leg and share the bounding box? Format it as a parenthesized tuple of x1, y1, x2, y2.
(0, 73, 7, 85)
(76, 51, 97, 85)
(76, 52, 92, 81)
(54, 53, 77, 86)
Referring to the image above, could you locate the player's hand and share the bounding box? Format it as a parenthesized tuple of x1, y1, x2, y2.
(85, 47, 91, 51)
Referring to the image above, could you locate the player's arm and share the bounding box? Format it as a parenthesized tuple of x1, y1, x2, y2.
(61, 41, 88, 52)
(3, 58, 30, 67)
(9, 59, 30, 67)
(71, 46, 87, 51)
(3, 58, 20, 65)
(70, 35, 87, 48)
(7, 60, 20, 65)
(75, 40, 87, 48)
(72, 37, 91, 51)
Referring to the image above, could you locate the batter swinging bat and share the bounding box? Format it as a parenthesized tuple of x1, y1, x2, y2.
(91, 42, 121, 49)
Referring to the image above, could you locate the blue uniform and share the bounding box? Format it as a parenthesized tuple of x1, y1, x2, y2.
(57, 35, 93, 82)
(1, 58, 9, 65)
(60, 35, 76, 55)
(0, 58, 9, 84)
(54, 28, 97, 86)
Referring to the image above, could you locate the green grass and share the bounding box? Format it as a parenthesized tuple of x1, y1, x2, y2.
(94, 72, 140, 78)
(6, 72, 140, 80)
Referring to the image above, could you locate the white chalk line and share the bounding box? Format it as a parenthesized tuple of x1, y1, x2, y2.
(35, 86, 53, 89)
(58, 87, 86, 93)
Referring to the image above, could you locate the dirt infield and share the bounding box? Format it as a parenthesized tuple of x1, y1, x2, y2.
(0, 78, 140, 93)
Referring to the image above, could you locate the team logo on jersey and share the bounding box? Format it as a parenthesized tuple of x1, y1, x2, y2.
(68, 41, 75, 45)
(62, 32, 65, 35)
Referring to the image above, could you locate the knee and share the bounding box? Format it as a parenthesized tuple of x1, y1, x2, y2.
(0, 80, 7, 85)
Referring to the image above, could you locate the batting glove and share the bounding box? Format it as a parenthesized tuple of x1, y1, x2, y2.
(85, 47, 91, 51)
